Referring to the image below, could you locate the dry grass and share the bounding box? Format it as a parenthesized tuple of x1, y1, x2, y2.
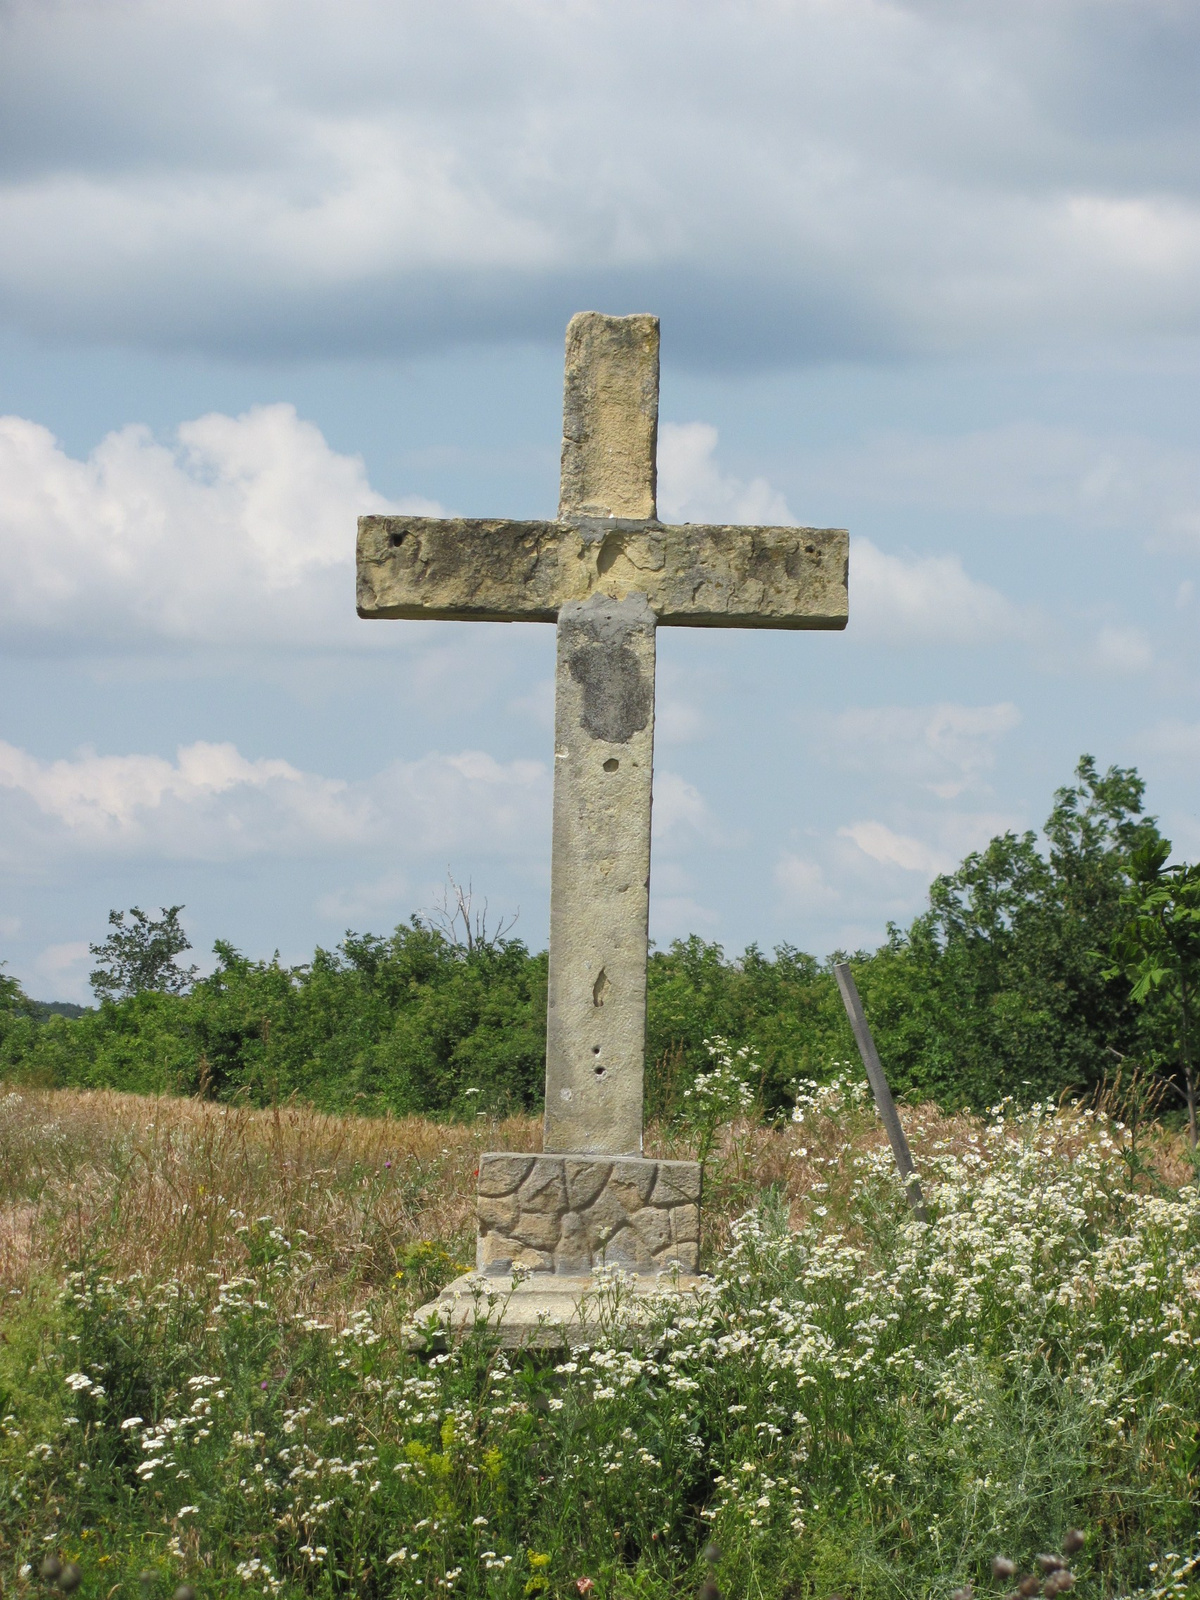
(0, 1088, 537, 1309)
(0, 1083, 1187, 1319)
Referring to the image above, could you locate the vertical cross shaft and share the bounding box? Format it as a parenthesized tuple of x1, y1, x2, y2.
(360, 309, 849, 1303)
(543, 313, 660, 1156)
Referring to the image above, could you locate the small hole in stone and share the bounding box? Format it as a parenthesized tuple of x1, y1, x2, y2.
(603, 758, 619, 773)
(388, 529, 406, 548)
(592, 1045, 601, 1054)
(594, 1066, 606, 1077)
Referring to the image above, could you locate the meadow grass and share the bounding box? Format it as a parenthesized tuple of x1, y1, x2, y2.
(0, 1082, 1197, 1600)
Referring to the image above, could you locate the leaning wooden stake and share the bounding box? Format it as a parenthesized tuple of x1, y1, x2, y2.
(833, 962, 928, 1222)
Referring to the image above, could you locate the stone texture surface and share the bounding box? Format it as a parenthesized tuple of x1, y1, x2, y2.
(406, 1270, 712, 1350)
(476, 1151, 701, 1276)
(559, 312, 659, 521)
(356, 515, 848, 630)
(544, 593, 655, 1156)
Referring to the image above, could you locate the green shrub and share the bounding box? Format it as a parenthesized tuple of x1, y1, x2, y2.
(1, 756, 1190, 1120)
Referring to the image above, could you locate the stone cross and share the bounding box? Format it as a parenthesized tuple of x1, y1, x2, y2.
(358, 312, 847, 1280)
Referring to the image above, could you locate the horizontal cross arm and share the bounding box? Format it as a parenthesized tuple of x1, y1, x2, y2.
(358, 517, 562, 624)
(357, 515, 848, 628)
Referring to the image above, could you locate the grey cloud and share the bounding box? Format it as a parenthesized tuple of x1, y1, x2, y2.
(2, 1, 1200, 367)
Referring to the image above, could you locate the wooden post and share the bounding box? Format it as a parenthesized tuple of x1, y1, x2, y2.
(833, 962, 928, 1222)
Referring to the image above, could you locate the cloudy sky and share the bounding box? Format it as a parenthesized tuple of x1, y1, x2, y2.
(3, 0, 1200, 1002)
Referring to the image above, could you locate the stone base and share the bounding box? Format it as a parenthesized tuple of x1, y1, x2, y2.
(405, 1269, 710, 1350)
(476, 1151, 701, 1275)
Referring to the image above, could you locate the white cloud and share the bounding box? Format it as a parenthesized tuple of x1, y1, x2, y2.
(659, 419, 1022, 648)
(655, 694, 707, 746)
(34, 941, 91, 982)
(658, 423, 793, 525)
(649, 632, 728, 760)
(838, 820, 954, 876)
(836, 807, 1020, 880)
(315, 873, 411, 922)
(0, 403, 439, 652)
(0, 737, 549, 871)
(1088, 624, 1153, 674)
(651, 770, 723, 848)
(0, 398, 1036, 669)
(774, 853, 838, 905)
(3, 3, 1200, 362)
(827, 701, 1022, 798)
(0, 738, 359, 859)
(765, 698, 1029, 934)
(650, 896, 721, 940)
(1143, 720, 1200, 763)
(852, 538, 1024, 646)
(508, 677, 556, 731)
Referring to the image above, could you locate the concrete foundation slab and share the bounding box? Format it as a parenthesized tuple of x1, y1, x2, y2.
(405, 1269, 712, 1350)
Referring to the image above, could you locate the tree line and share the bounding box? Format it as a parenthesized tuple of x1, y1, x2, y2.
(1, 756, 1196, 1132)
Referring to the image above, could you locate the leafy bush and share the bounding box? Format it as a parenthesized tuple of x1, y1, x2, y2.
(1, 928, 549, 1117)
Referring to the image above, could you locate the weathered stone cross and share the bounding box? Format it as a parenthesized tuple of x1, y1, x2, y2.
(359, 313, 847, 1286)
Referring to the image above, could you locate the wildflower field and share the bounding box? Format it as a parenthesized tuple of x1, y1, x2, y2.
(0, 1074, 1198, 1600)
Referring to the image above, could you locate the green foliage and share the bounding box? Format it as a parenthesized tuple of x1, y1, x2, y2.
(1107, 839, 1200, 1144)
(644, 937, 845, 1112)
(0, 965, 42, 1084)
(89, 905, 198, 1002)
(0, 757, 1187, 1120)
(864, 754, 1167, 1108)
(640, 758, 1176, 1117)
(6, 922, 549, 1117)
(0, 964, 33, 1017)
(2, 1100, 1198, 1600)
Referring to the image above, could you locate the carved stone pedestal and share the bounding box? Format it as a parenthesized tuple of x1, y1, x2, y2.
(476, 1152, 700, 1276)
(407, 1152, 704, 1348)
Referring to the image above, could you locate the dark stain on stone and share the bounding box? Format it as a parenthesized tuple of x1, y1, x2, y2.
(569, 642, 651, 743)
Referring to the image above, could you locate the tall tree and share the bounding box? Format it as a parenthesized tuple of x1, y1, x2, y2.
(1106, 839, 1200, 1147)
(879, 756, 1163, 1105)
(89, 906, 199, 1003)
(0, 965, 33, 1016)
